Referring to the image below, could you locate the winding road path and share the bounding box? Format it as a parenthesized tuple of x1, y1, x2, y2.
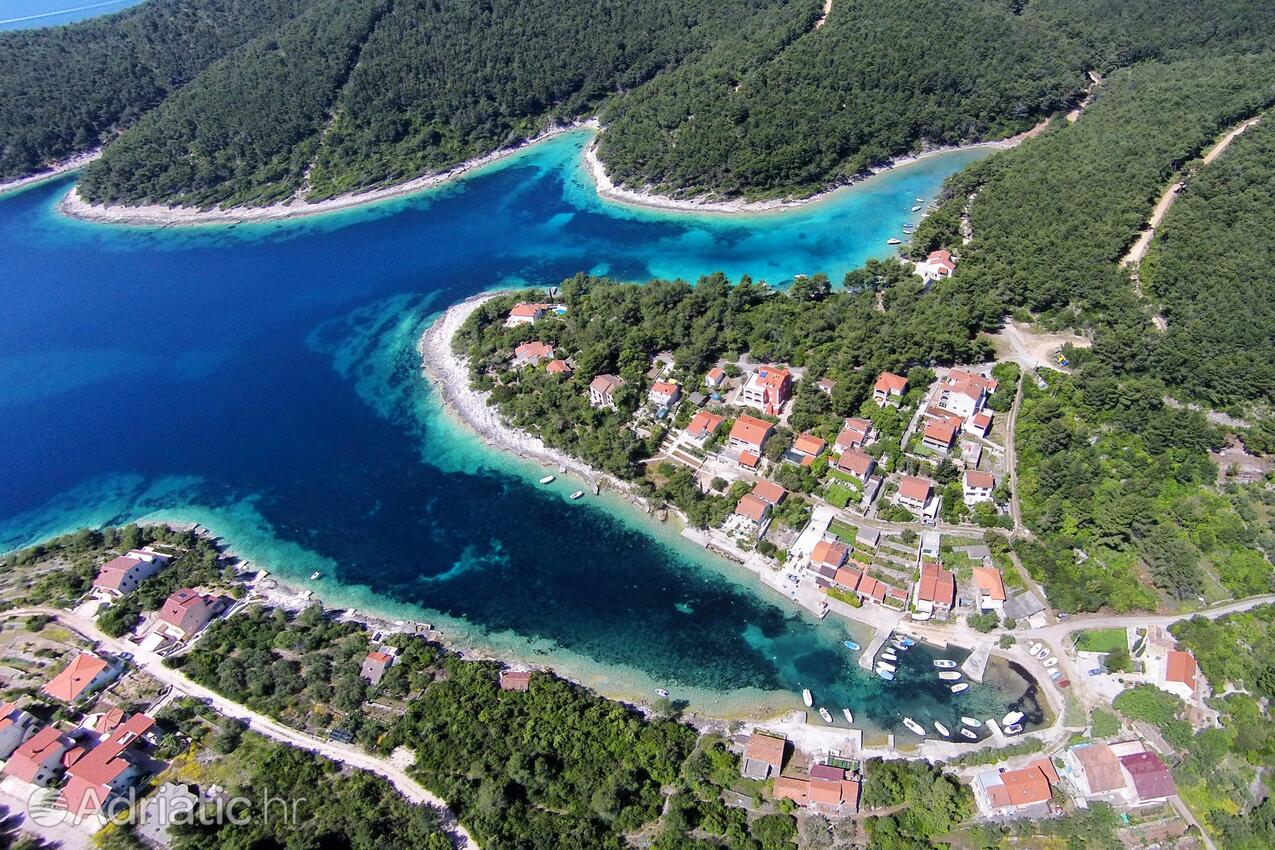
(0, 607, 477, 850)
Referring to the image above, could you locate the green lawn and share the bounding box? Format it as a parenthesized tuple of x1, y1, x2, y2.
(825, 484, 855, 508)
(1074, 628, 1128, 653)
(829, 519, 859, 543)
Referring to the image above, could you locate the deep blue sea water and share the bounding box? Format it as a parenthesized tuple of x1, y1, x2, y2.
(0, 131, 1042, 730)
(0, 0, 141, 30)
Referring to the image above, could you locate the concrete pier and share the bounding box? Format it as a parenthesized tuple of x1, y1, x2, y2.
(961, 642, 991, 683)
(858, 627, 893, 670)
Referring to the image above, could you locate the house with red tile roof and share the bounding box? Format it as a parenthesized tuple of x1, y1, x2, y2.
(1159, 651, 1199, 701)
(895, 476, 934, 516)
(968, 409, 994, 438)
(545, 359, 572, 376)
(738, 451, 761, 471)
(60, 713, 156, 820)
(963, 470, 996, 505)
(512, 340, 554, 367)
(733, 494, 772, 531)
(872, 372, 907, 406)
(505, 302, 550, 326)
(92, 549, 169, 599)
(1118, 751, 1175, 803)
(835, 448, 875, 481)
(773, 775, 810, 805)
(751, 480, 787, 506)
(42, 653, 119, 704)
(2, 726, 75, 786)
(499, 670, 532, 691)
(770, 764, 860, 815)
(914, 249, 957, 283)
(973, 566, 1007, 611)
(913, 562, 955, 617)
(791, 433, 826, 463)
(816, 377, 836, 395)
(937, 369, 998, 419)
(685, 411, 725, 442)
(0, 702, 40, 760)
(704, 367, 726, 388)
(1063, 744, 1131, 804)
(810, 540, 848, 571)
(360, 651, 394, 685)
(973, 758, 1058, 817)
(588, 374, 624, 409)
(728, 415, 774, 455)
(921, 419, 957, 453)
(649, 381, 681, 409)
(156, 589, 226, 641)
(741, 732, 785, 779)
(738, 367, 792, 415)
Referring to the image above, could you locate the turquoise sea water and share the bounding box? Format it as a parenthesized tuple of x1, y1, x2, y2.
(0, 130, 1042, 730)
(0, 0, 141, 30)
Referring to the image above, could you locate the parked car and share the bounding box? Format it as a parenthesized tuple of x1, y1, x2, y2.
(1087, 668, 1104, 677)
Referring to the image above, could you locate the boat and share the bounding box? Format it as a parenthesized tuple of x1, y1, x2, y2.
(933, 721, 951, 737)
(891, 638, 909, 650)
(802, 689, 813, 707)
(569, 490, 584, 500)
(880, 651, 897, 662)
(309, 571, 321, 581)
(655, 688, 669, 698)
(1044, 657, 1059, 668)
(902, 717, 926, 736)
(1005, 723, 1024, 735)
(842, 640, 860, 651)
(950, 683, 969, 693)
(915, 197, 925, 203)
(1034, 646, 1050, 659)
(818, 707, 834, 724)
(961, 716, 981, 728)
(911, 204, 922, 212)
(960, 728, 978, 740)
(539, 475, 555, 484)
(1028, 642, 1043, 655)
(933, 659, 957, 669)
(877, 669, 895, 681)
(938, 671, 961, 681)
(876, 661, 896, 673)
(842, 708, 854, 724)
(1002, 710, 1024, 726)
(899, 636, 916, 647)
(886, 238, 902, 245)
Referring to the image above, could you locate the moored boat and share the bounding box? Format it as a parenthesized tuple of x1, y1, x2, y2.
(950, 683, 969, 693)
(880, 651, 897, 662)
(933, 659, 957, 668)
(899, 636, 915, 647)
(842, 640, 861, 651)
(933, 720, 950, 737)
(886, 238, 902, 245)
(309, 571, 321, 581)
(877, 669, 895, 680)
(1005, 723, 1023, 735)
(656, 688, 669, 698)
(1002, 710, 1024, 726)
(961, 716, 981, 727)
(570, 490, 584, 499)
(902, 717, 926, 736)
(803, 688, 813, 707)
(911, 204, 922, 212)
(539, 475, 555, 484)
(876, 661, 896, 673)
(938, 671, 961, 681)
(1044, 657, 1059, 667)
(960, 728, 978, 740)
(818, 707, 834, 724)
(842, 708, 854, 724)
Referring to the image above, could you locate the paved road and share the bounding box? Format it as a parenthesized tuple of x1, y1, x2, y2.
(1005, 371, 1028, 538)
(1, 607, 477, 850)
(1020, 594, 1275, 642)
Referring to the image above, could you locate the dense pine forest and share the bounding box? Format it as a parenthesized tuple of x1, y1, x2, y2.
(4, 0, 1272, 207)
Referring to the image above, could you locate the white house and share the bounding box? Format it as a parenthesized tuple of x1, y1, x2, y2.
(649, 381, 680, 409)
(872, 372, 907, 406)
(963, 470, 996, 505)
(588, 374, 624, 409)
(973, 566, 1006, 612)
(92, 549, 169, 599)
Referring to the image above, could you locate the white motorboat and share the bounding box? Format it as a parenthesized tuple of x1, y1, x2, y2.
(961, 716, 981, 728)
(877, 669, 895, 680)
(802, 688, 813, 707)
(880, 651, 897, 662)
(960, 728, 978, 740)
(656, 688, 669, 698)
(842, 708, 854, 724)
(876, 661, 896, 673)
(915, 197, 925, 203)
(933, 720, 951, 737)
(570, 491, 584, 500)
(1003, 710, 1024, 726)
(1005, 723, 1024, 735)
(938, 671, 962, 681)
(1044, 657, 1059, 668)
(539, 475, 555, 484)
(818, 707, 834, 724)
(886, 238, 902, 245)
(911, 204, 922, 212)
(902, 717, 926, 736)
(1028, 642, 1043, 655)
(950, 683, 969, 693)
(309, 571, 321, 581)
(933, 659, 957, 669)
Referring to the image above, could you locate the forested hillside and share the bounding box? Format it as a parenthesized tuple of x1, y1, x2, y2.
(1141, 113, 1275, 408)
(0, 0, 314, 182)
(76, 0, 807, 206)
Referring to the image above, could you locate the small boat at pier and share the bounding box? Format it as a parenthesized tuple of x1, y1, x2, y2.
(1005, 723, 1024, 735)
(877, 669, 895, 680)
(876, 661, 896, 673)
(933, 721, 951, 737)
(962, 716, 981, 727)
(960, 728, 978, 740)
(1002, 710, 1024, 726)
(802, 689, 813, 707)
(842, 640, 861, 651)
(898, 636, 915, 647)
(902, 717, 926, 736)
(880, 651, 897, 662)
(818, 707, 834, 724)
(938, 671, 961, 681)
(842, 708, 854, 724)
(933, 659, 957, 668)
(886, 238, 902, 245)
